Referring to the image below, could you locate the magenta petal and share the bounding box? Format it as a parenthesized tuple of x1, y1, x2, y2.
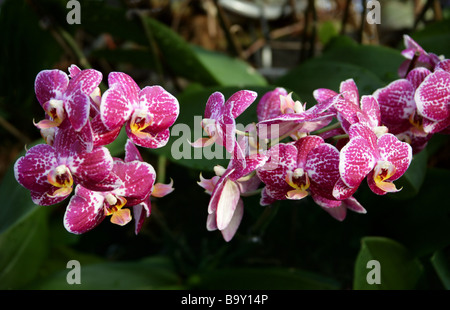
(294, 135, 324, 168)
(14, 144, 58, 193)
(100, 85, 133, 131)
(436, 59, 450, 73)
(415, 70, 450, 122)
(205, 92, 225, 119)
(348, 123, 378, 150)
(220, 198, 244, 242)
(257, 88, 287, 122)
(360, 95, 381, 128)
(64, 186, 106, 234)
(313, 88, 338, 105)
(260, 187, 277, 206)
(339, 136, 377, 188)
(30, 189, 69, 206)
(133, 200, 151, 235)
(305, 143, 340, 200)
(340, 79, 359, 106)
(226, 90, 258, 119)
(35, 69, 69, 106)
(71, 146, 114, 188)
(126, 126, 171, 148)
(256, 143, 298, 189)
(65, 85, 91, 131)
(113, 160, 156, 206)
(124, 139, 143, 162)
(139, 86, 179, 132)
(107, 72, 140, 102)
(208, 168, 235, 214)
(67, 68, 102, 96)
(406, 67, 431, 90)
(91, 114, 122, 147)
(373, 79, 416, 126)
(344, 197, 366, 214)
(377, 133, 412, 181)
(332, 177, 358, 200)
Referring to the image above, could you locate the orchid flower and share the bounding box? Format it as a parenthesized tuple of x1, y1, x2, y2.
(339, 123, 412, 195)
(257, 89, 335, 140)
(64, 151, 157, 234)
(100, 72, 179, 148)
(34, 66, 102, 131)
(14, 123, 120, 206)
(191, 90, 257, 160)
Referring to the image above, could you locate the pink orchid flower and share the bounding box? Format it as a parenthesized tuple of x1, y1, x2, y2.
(100, 72, 179, 148)
(14, 124, 120, 206)
(257, 89, 335, 140)
(191, 90, 257, 160)
(339, 123, 412, 195)
(256, 136, 363, 221)
(63, 147, 157, 234)
(34, 66, 102, 131)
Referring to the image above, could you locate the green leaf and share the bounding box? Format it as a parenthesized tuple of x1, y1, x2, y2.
(431, 249, 450, 290)
(188, 267, 341, 290)
(30, 256, 182, 290)
(0, 207, 50, 289)
(353, 236, 423, 290)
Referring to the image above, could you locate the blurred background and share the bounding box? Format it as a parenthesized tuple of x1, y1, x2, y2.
(1, 0, 450, 290)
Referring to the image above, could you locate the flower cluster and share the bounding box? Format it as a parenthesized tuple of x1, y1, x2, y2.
(197, 35, 449, 242)
(14, 65, 178, 234)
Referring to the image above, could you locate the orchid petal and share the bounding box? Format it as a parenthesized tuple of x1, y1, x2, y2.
(216, 178, 241, 230)
(100, 85, 133, 131)
(64, 85, 91, 131)
(220, 198, 244, 242)
(126, 126, 171, 148)
(377, 133, 412, 181)
(71, 146, 114, 189)
(107, 72, 140, 103)
(415, 70, 450, 122)
(257, 87, 287, 122)
(35, 69, 69, 106)
(124, 139, 143, 162)
(64, 186, 106, 234)
(152, 179, 175, 198)
(226, 90, 258, 119)
(339, 136, 377, 188)
(133, 200, 151, 235)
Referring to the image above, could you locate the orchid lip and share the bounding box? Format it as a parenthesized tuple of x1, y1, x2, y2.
(130, 109, 153, 133)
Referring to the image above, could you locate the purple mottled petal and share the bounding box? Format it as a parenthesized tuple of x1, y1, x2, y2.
(348, 123, 378, 151)
(305, 143, 340, 201)
(344, 197, 366, 213)
(30, 189, 69, 206)
(436, 59, 450, 73)
(423, 116, 450, 134)
(64, 186, 106, 234)
(216, 115, 237, 154)
(126, 126, 171, 148)
(91, 114, 122, 147)
(340, 79, 359, 106)
(339, 136, 377, 188)
(333, 95, 360, 125)
(221, 198, 244, 242)
(257, 88, 287, 122)
(67, 68, 102, 96)
(256, 143, 297, 189)
(113, 160, 156, 206)
(294, 135, 324, 168)
(68, 65, 81, 78)
(35, 69, 69, 106)
(133, 200, 151, 235)
(415, 70, 450, 122)
(313, 88, 338, 105)
(125, 139, 143, 162)
(373, 79, 416, 127)
(65, 85, 91, 131)
(332, 177, 358, 200)
(208, 168, 235, 214)
(14, 144, 58, 193)
(71, 146, 114, 188)
(139, 86, 179, 132)
(226, 90, 258, 119)
(100, 85, 133, 131)
(260, 187, 277, 206)
(108, 72, 140, 103)
(205, 92, 225, 119)
(377, 133, 412, 181)
(406, 67, 431, 90)
(360, 95, 381, 128)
